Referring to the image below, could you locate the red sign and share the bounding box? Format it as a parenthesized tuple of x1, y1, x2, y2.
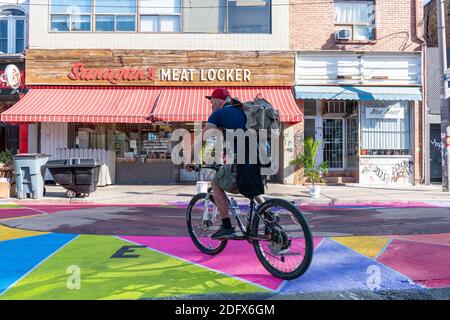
(19, 124, 28, 153)
(67, 62, 156, 85)
(0, 65, 25, 89)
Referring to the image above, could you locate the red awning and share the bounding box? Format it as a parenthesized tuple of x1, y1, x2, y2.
(0, 86, 160, 123)
(150, 87, 302, 123)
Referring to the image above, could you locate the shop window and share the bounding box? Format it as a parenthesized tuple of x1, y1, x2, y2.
(0, 7, 26, 53)
(50, 0, 92, 32)
(114, 124, 139, 158)
(304, 100, 316, 116)
(346, 116, 358, 157)
(304, 119, 316, 140)
(141, 125, 172, 159)
(360, 101, 411, 156)
(334, 0, 375, 41)
(326, 100, 347, 114)
(73, 124, 106, 149)
(139, 0, 181, 32)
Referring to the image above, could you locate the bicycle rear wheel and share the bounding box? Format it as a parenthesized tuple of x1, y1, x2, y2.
(251, 198, 313, 280)
(186, 193, 228, 255)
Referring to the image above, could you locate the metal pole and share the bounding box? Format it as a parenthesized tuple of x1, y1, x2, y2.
(437, 0, 450, 191)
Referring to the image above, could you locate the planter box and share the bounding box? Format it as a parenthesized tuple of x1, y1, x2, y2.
(0, 181, 15, 198)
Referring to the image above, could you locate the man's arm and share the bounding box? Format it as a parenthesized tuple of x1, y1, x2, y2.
(190, 123, 217, 164)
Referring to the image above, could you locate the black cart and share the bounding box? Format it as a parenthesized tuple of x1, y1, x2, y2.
(45, 159, 101, 198)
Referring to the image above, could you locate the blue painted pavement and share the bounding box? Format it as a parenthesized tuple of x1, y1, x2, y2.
(0, 233, 77, 295)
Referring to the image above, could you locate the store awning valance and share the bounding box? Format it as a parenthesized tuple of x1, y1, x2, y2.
(0, 86, 161, 123)
(295, 86, 422, 101)
(150, 87, 302, 123)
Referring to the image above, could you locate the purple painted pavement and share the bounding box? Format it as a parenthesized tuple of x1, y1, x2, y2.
(281, 238, 422, 294)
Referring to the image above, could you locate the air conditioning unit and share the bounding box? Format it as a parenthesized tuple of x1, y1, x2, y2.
(336, 29, 352, 41)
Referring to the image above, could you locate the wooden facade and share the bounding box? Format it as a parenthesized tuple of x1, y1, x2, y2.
(25, 49, 295, 87)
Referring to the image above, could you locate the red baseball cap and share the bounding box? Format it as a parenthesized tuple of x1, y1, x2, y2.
(205, 88, 230, 100)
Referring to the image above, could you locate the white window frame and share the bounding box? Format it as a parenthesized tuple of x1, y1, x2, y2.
(138, 14, 181, 33)
(0, 6, 26, 54)
(94, 14, 136, 32)
(334, 0, 375, 41)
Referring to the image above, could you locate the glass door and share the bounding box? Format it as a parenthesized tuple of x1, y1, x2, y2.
(323, 119, 344, 169)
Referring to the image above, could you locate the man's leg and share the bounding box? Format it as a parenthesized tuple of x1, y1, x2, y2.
(210, 181, 235, 238)
(211, 180, 230, 220)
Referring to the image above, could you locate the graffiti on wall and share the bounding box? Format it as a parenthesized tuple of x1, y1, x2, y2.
(361, 159, 413, 184)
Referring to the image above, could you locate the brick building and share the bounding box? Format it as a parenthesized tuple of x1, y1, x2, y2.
(291, 0, 425, 185)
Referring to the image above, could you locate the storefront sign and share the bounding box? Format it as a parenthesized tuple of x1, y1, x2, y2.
(0, 64, 25, 89)
(366, 106, 404, 119)
(68, 63, 156, 84)
(26, 49, 294, 87)
(67, 63, 251, 84)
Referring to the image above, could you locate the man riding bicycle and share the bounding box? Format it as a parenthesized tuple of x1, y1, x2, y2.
(186, 88, 247, 240)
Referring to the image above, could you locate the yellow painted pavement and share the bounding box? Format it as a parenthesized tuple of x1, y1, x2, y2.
(332, 236, 390, 259)
(0, 225, 48, 241)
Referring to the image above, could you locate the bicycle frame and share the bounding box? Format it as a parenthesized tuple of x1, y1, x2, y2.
(203, 189, 271, 242)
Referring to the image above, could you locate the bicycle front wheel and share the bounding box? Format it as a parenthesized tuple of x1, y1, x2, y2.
(186, 193, 228, 255)
(251, 198, 314, 280)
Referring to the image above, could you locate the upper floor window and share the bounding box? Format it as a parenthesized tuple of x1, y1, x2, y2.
(49, 0, 271, 34)
(95, 0, 137, 32)
(50, 0, 92, 32)
(334, 0, 375, 41)
(139, 0, 180, 32)
(227, 0, 271, 33)
(0, 7, 26, 53)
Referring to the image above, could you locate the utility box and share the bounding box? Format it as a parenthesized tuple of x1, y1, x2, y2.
(13, 153, 49, 199)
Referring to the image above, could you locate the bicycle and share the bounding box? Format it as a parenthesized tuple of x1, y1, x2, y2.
(186, 164, 314, 280)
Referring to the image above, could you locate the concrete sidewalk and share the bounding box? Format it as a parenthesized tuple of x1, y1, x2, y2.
(3, 182, 450, 205)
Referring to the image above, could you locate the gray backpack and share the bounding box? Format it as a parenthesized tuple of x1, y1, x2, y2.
(232, 95, 281, 132)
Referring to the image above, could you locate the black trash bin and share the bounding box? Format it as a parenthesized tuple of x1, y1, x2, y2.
(45, 158, 101, 198)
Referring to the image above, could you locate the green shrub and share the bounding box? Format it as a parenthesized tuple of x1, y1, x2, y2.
(0, 149, 13, 165)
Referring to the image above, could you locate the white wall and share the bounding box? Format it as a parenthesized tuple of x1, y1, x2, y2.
(296, 52, 422, 86)
(28, 0, 289, 50)
(40, 123, 67, 180)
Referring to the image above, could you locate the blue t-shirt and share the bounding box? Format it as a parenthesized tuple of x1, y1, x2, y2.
(207, 105, 247, 131)
(207, 104, 247, 161)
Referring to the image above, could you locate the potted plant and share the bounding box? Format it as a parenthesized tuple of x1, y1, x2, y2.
(290, 137, 328, 198)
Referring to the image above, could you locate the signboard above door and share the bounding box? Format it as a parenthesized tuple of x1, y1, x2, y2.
(365, 106, 405, 119)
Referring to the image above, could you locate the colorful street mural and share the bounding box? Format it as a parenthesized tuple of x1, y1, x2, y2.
(0, 204, 450, 299)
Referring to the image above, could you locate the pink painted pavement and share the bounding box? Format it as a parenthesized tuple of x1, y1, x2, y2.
(120, 235, 323, 291)
(377, 239, 450, 288)
(390, 233, 450, 247)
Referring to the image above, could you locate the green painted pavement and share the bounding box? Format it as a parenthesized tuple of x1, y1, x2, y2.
(0, 204, 21, 208)
(1, 235, 266, 300)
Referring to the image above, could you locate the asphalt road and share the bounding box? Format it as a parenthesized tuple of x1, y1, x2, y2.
(2, 204, 450, 237)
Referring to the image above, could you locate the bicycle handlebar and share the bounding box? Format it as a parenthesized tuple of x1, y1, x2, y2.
(189, 164, 223, 172)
